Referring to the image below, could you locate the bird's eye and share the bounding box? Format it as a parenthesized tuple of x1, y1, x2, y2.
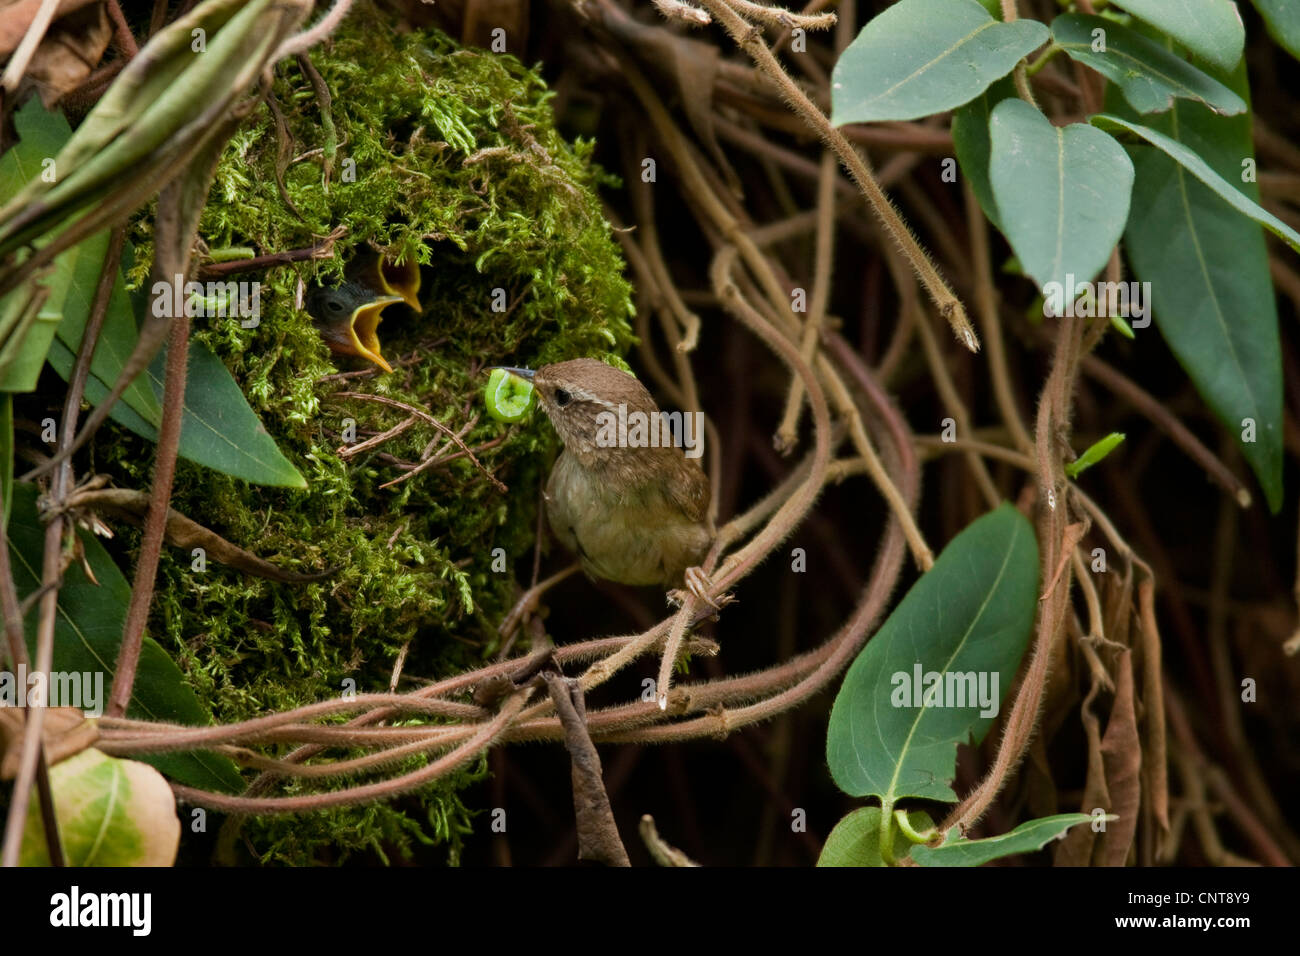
(554, 388, 571, 407)
(327, 298, 345, 313)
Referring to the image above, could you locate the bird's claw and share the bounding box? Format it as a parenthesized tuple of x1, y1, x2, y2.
(667, 567, 732, 612)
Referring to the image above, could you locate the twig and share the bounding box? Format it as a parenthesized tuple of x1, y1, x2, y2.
(775, 149, 835, 452)
(273, 0, 354, 61)
(332, 393, 506, 493)
(640, 814, 701, 866)
(695, 0, 979, 351)
(196, 230, 344, 278)
(964, 182, 1032, 453)
(0, 0, 59, 98)
(170, 693, 526, 813)
(108, 314, 189, 718)
(337, 415, 417, 459)
(106, 0, 139, 56)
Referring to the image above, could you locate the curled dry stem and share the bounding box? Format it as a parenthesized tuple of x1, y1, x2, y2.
(695, 0, 979, 352)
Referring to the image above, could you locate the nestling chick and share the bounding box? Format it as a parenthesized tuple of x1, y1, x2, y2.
(306, 281, 403, 373)
(510, 359, 714, 593)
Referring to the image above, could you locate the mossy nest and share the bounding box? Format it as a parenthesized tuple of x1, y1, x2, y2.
(100, 12, 634, 864)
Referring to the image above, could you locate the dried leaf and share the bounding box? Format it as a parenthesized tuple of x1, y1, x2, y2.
(1053, 675, 1108, 866)
(22, 3, 112, 108)
(0, 706, 98, 779)
(1138, 579, 1170, 843)
(545, 672, 629, 867)
(20, 748, 180, 866)
(67, 487, 333, 583)
(1098, 653, 1142, 866)
(0, 0, 100, 58)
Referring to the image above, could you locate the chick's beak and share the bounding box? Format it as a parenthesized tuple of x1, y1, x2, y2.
(345, 294, 404, 373)
(378, 258, 422, 312)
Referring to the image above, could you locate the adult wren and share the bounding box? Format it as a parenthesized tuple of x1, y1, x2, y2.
(504, 359, 715, 599)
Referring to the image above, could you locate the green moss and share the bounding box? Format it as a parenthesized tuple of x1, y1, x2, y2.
(101, 8, 633, 864)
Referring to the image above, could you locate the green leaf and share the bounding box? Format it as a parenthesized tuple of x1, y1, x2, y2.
(1098, 68, 1284, 511)
(0, 261, 70, 393)
(1066, 432, 1126, 478)
(21, 749, 181, 866)
(818, 808, 936, 866)
(831, 0, 1048, 125)
(146, 339, 307, 488)
(5, 483, 245, 792)
(0, 96, 70, 204)
(951, 77, 1017, 230)
(911, 813, 1097, 866)
(1109, 0, 1245, 71)
(0, 99, 78, 392)
(818, 807, 888, 866)
(1052, 14, 1245, 116)
(42, 249, 306, 488)
(45, 231, 161, 429)
(1090, 114, 1300, 254)
(1252, 0, 1300, 61)
(826, 504, 1039, 803)
(0, 0, 279, 257)
(990, 99, 1134, 292)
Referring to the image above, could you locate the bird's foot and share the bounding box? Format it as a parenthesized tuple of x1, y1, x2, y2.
(667, 567, 733, 612)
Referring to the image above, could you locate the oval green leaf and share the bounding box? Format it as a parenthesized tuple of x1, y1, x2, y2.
(1052, 14, 1245, 116)
(911, 813, 1097, 866)
(990, 99, 1134, 293)
(6, 484, 245, 792)
(817, 807, 887, 867)
(831, 0, 1048, 125)
(826, 503, 1039, 803)
(816, 808, 937, 866)
(21, 749, 181, 867)
(1109, 0, 1244, 72)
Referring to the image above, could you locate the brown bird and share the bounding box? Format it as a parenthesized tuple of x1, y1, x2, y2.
(504, 359, 715, 599)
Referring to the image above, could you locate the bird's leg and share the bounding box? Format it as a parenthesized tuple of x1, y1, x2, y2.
(497, 562, 582, 656)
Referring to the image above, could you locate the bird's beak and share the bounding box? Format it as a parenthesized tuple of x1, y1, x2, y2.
(492, 366, 535, 380)
(377, 257, 421, 312)
(334, 294, 403, 373)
